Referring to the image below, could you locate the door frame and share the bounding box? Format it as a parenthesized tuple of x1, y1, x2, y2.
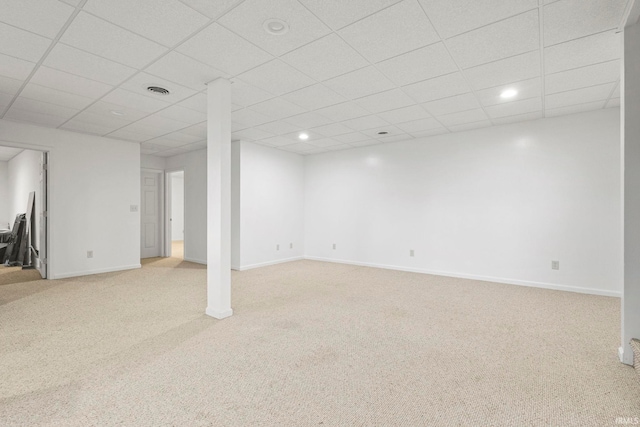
(164, 168, 185, 258)
(141, 168, 165, 258)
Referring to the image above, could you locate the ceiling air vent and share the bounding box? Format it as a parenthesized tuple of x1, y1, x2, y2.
(147, 86, 170, 95)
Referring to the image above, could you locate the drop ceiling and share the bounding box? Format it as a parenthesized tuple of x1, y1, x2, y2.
(0, 0, 628, 157)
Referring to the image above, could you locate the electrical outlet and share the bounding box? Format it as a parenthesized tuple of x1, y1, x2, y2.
(551, 260, 559, 270)
(130, 205, 138, 212)
(276, 244, 280, 251)
(290, 243, 293, 249)
(410, 249, 414, 257)
(87, 250, 93, 259)
(332, 243, 336, 250)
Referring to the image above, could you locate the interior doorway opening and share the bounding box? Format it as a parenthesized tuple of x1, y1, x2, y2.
(0, 145, 48, 282)
(167, 170, 184, 260)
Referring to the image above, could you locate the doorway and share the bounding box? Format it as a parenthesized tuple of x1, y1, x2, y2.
(140, 170, 163, 259)
(167, 170, 185, 260)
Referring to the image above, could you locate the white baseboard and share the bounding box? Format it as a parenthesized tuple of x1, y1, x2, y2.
(52, 264, 141, 280)
(303, 256, 621, 298)
(619, 346, 625, 363)
(236, 256, 304, 271)
(184, 257, 206, 265)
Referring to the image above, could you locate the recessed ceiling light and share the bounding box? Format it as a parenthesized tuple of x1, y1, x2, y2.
(500, 88, 518, 99)
(110, 110, 124, 116)
(263, 18, 289, 35)
(377, 131, 389, 135)
(147, 86, 170, 95)
(298, 133, 309, 141)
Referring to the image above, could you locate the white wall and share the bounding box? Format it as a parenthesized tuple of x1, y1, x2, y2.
(0, 119, 140, 279)
(170, 172, 184, 241)
(0, 161, 8, 229)
(7, 149, 41, 250)
(141, 154, 166, 171)
(165, 149, 207, 263)
(305, 109, 621, 296)
(622, 20, 640, 365)
(234, 141, 305, 270)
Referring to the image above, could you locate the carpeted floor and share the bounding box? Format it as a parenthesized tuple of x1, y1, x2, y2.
(0, 264, 43, 286)
(0, 252, 638, 426)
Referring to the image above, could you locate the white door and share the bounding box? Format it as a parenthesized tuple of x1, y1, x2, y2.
(141, 171, 161, 258)
(37, 152, 47, 278)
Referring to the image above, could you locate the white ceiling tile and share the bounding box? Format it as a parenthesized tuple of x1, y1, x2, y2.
(159, 131, 202, 144)
(281, 34, 368, 81)
(62, 111, 130, 133)
(350, 140, 382, 147)
(145, 52, 227, 91)
(143, 138, 188, 148)
(0, 146, 23, 161)
(43, 44, 136, 85)
(310, 123, 353, 137)
(250, 97, 306, 120)
(606, 98, 620, 108)
(283, 112, 333, 129)
(177, 23, 273, 76)
(29, 66, 113, 98)
(20, 83, 95, 110)
(0, 54, 35, 81)
(475, 77, 541, 106)
(403, 72, 470, 103)
(315, 101, 371, 122)
(545, 100, 605, 117)
(0, 0, 74, 38)
(119, 73, 197, 103)
(61, 0, 82, 6)
(177, 93, 208, 113)
(545, 83, 615, 109)
(339, 0, 439, 63)
(341, 114, 389, 131)
(260, 136, 298, 147)
(11, 96, 79, 118)
(492, 111, 543, 125)
(377, 105, 430, 124)
(218, 0, 331, 56)
(464, 50, 540, 91)
(282, 84, 347, 111)
(447, 120, 492, 132)
(299, 0, 403, 30)
(324, 66, 395, 100)
(155, 147, 191, 157)
(107, 128, 154, 142)
(544, 0, 627, 47)
(4, 108, 69, 127)
(178, 122, 207, 138)
(395, 117, 443, 133)
(378, 133, 412, 143)
(0, 22, 51, 63)
(102, 88, 171, 114)
(437, 108, 488, 126)
(232, 128, 275, 141)
(419, 0, 538, 39)
(0, 75, 25, 96)
(61, 13, 167, 69)
(279, 142, 319, 153)
(179, 0, 240, 18)
(0, 92, 13, 111)
(232, 108, 274, 127)
(308, 138, 344, 148)
(423, 92, 480, 116)
(361, 125, 405, 139)
(545, 31, 621, 74)
(545, 60, 620, 94)
(334, 132, 370, 143)
(131, 114, 191, 134)
(355, 89, 415, 114)
(612, 83, 620, 98)
(485, 96, 542, 119)
(376, 43, 458, 86)
(253, 120, 300, 136)
(237, 60, 315, 96)
(156, 104, 207, 124)
(231, 79, 274, 107)
(84, 101, 150, 122)
(446, 11, 539, 69)
(84, 0, 209, 47)
(232, 120, 250, 132)
(408, 127, 449, 138)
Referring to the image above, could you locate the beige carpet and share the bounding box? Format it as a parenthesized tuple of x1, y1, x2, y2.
(0, 264, 43, 286)
(0, 255, 638, 426)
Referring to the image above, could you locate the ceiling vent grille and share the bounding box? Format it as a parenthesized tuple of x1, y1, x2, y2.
(147, 86, 170, 95)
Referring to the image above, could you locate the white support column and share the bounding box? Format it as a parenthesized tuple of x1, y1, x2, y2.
(622, 19, 640, 365)
(206, 78, 232, 319)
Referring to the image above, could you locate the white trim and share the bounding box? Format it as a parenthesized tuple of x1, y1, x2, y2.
(52, 264, 141, 279)
(184, 256, 206, 265)
(303, 256, 622, 297)
(236, 256, 304, 271)
(206, 307, 233, 319)
(619, 346, 625, 363)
